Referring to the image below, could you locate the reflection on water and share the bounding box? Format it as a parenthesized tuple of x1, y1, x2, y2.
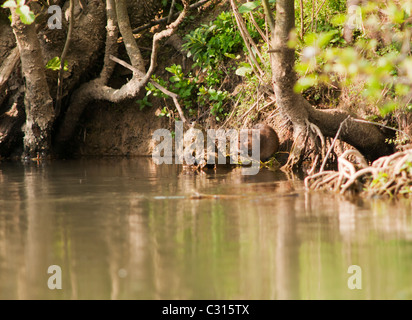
(0, 158, 412, 299)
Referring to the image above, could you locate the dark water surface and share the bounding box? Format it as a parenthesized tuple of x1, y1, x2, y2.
(0, 158, 411, 299)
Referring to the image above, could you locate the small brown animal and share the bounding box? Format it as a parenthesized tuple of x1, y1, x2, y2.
(243, 124, 279, 162)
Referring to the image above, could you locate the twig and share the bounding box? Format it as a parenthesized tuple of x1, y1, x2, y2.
(230, 0, 264, 77)
(132, 0, 210, 34)
(109, 55, 188, 124)
(261, 0, 275, 35)
(150, 81, 188, 125)
(55, 0, 74, 116)
(352, 118, 411, 141)
(305, 0, 327, 34)
(257, 99, 276, 112)
(238, 93, 264, 125)
(310, 0, 314, 32)
(299, 0, 304, 38)
(319, 115, 350, 173)
(246, 0, 268, 43)
(0, 47, 20, 88)
(221, 91, 243, 128)
(167, 0, 176, 24)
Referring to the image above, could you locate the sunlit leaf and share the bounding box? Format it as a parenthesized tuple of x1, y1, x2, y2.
(318, 30, 339, 48)
(16, 4, 35, 24)
(238, 1, 260, 14)
(331, 13, 346, 27)
(235, 66, 252, 77)
(402, 0, 412, 15)
(303, 33, 317, 46)
(395, 83, 410, 96)
(224, 52, 237, 59)
(386, 3, 405, 24)
(1, 0, 17, 8)
(380, 101, 398, 116)
(294, 75, 318, 93)
(45, 57, 68, 71)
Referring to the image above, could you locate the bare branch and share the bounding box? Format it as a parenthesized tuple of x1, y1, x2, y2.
(109, 55, 189, 124)
(230, 0, 264, 77)
(97, 0, 119, 84)
(116, 0, 145, 73)
(57, 0, 191, 143)
(167, 0, 176, 24)
(55, 0, 74, 117)
(132, 0, 210, 34)
(0, 47, 20, 106)
(261, 0, 275, 35)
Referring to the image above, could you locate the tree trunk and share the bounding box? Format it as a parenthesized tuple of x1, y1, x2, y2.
(55, 0, 189, 149)
(343, 0, 361, 44)
(0, 0, 166, 158)
(11, 7, 55, 158)
(264, 0, 393, 165)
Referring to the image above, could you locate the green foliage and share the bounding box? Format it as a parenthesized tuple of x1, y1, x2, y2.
(294, 0, 412, 117)
(198, 86, 229, 118)
(165, 64, 196, 108)
(45, 57, 68, 72)
(182, 11, 244, 86)
(400, 157, 412, 176)
(235, 62, 253, 77)
(158, 106, 172, 118)
(295, 0, 347, 33)
(371, 172, 389, 188)
(139, 11, 259, 120)
(238, 1, 260, 14)
(140, 66, 198, 117)
(136, 96, 152, 110)
(2, 0, 35, 24)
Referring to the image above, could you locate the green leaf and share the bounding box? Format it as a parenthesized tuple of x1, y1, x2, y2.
(1, 0, 17, 8)
(235, 66, 252, 77)
(331, 13, 346, 27)
(294, 75, 318, 93)
(45, 57, 61, 71)
(238, 1, 260, 14)
(16, 5, 35, 24)
(303, 33, 317, 46)
(387, 3, 405, 24)
(317, 30, 339, 48)
(395, 83, 410, 96)
(379, 101, 398, 116)
(224, 52, 237, 59)
(45, 57, 68, 71)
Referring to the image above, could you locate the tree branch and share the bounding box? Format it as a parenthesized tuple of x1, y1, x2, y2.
(167, 0, 176, 24)
(261, 0, 275, 36)
(56, 0, 190, 144)
(108, 54, 188, 124)
(116, 0, 144, 73)
(55, 0, 74, 117)
(230, 0, 264, 77)
(97, 0, 119, 84)
(0, 47, 20, 106)
(132, 0, 210, 34)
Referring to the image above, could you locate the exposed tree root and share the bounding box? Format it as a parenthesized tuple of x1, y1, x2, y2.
(305, 148, 412, 197)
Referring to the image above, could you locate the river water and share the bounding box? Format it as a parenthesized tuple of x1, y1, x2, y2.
(0, 158, 411, 299)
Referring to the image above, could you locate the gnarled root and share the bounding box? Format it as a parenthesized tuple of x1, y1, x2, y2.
(305, 149, 412, 197)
